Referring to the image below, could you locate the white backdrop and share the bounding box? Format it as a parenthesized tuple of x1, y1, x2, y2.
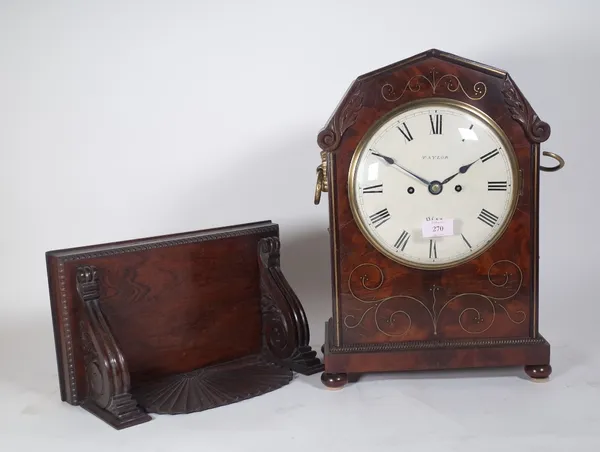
(1, 1, 599, 451)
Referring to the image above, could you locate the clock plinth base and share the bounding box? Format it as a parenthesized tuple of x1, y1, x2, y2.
(525, 364, 552, 381)
(321, 320, 551, 382)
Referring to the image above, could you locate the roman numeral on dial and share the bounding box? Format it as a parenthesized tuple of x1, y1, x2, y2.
(461, 233, 472, 250)
(397, 122, 413, 142)
(369, 208, 391, 228)
(429, 240, 437, 259)
(481, 148, 500, 163)
(462, 124, 474, 141)
(394, 230, 410, 251)
(477, 208, 499, 227)
(429, 113, 443, 135)
(488, 181, 508, 191)
(362, 183, 383, 194)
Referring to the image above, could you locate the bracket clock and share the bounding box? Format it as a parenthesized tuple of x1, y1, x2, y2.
(314, 49, 564, 388)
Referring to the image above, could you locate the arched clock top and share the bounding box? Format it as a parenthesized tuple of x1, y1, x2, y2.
(315, 49, 552, 154)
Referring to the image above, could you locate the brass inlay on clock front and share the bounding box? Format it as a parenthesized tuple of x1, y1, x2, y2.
(344, 261, 526, 337)
(381, 69, 487, 102)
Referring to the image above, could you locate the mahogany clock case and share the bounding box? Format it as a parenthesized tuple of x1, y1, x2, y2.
(45, 220, 323, 430)
(315, 49, 564, 387)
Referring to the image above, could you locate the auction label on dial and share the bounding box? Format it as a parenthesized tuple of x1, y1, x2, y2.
(422, 218, 454, 238)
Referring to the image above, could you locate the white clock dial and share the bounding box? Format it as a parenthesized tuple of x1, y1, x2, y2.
(349, 100, 518, 269)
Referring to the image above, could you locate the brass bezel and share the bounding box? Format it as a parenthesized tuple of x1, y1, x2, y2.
(348, 98, 520, 271)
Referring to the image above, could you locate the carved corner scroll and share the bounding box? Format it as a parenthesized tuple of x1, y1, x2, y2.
(258, 237, 324, 375)
(317, 83, 364, 152)
(502, 76, 551, 143)
(76, 265, 151, 429)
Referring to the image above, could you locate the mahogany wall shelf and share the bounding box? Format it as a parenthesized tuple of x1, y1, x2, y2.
(46, 221, 322, 430)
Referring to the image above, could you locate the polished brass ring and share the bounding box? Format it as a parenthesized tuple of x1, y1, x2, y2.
(314, 166, 324, 205)
(540, 151, 565, 172)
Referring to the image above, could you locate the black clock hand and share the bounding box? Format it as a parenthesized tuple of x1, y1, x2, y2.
(372, 151, 431, 186)
(440, 159, 479, 185)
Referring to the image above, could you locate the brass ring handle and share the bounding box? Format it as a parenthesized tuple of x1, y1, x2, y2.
(314, 166, 324, 205)
(540, 151, 565, 172)
(314, 152, 328, 205)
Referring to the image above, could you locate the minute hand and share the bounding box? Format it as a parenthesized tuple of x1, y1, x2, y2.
(372, 152, 431, 186)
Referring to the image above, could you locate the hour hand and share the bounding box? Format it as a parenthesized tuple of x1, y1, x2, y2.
(371, 151, 431, 186)
(440, 159, 479, 185)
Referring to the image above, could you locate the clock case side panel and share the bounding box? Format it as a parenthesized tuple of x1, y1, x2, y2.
(320, 50, 546, 354)
(501, 73, 552, 340)
(318, 78, 366, 348)
(326, 150, 341, 347)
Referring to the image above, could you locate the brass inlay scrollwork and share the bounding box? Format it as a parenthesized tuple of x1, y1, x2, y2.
(381, 69, 487, 102)
(344, 261, 525, 337)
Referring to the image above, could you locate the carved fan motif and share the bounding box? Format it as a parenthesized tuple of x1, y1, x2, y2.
(133, 355, 292, 415)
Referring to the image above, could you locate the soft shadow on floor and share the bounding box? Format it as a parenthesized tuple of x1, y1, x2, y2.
(0, 312, 62, 399)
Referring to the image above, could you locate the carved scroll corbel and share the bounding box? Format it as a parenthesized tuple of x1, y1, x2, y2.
(76, 265, 151, 429)
(258, 237, 324, 375)
(317, 84, 364, 153)
(314, 84, 363, 205)
(502, 76, 551, 144)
